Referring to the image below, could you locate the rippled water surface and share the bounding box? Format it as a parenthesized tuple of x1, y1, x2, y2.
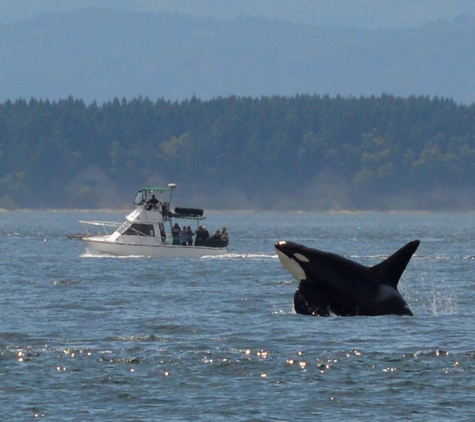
(1, 211, 475, 421)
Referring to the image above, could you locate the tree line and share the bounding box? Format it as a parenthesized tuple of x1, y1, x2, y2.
(1, 94, 474, 210)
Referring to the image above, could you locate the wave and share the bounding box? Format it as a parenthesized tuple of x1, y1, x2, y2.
(203, 253, 278, 260)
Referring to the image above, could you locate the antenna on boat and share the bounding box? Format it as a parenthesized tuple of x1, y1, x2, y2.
(168, 183, 177, 203)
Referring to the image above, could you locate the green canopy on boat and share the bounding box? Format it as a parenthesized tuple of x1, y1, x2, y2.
(133, 184, 176, 205)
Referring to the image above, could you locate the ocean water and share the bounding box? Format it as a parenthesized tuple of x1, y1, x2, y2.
(1, 210, 474, 421)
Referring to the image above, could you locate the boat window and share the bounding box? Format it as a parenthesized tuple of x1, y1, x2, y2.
(123, 223, 155, 236)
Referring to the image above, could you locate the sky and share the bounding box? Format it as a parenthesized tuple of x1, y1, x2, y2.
(1, 1, 475, 104)
(2, 0, 475, 28)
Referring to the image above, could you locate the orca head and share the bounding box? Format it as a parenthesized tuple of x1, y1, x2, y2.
(275, 241, 313, 282)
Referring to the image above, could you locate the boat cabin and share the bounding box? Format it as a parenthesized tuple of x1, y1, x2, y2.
(116, 185, 227, 247)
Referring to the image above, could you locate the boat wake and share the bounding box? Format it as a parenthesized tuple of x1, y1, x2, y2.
(81, 252, 278, 260)
(80, 253, 146, 259)
(202, 253, 277, 260)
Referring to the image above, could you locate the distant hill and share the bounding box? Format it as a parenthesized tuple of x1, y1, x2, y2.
(1, 8, 475, 104)
(2, 0, 475, 29)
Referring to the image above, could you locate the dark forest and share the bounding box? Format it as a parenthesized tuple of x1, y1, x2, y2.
(1, 94, 475, 211)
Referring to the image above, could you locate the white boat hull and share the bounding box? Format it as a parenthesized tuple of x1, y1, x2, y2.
(81, 237, 228, 258)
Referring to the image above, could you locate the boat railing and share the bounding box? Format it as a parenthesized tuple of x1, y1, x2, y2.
(80, 220, 121, 236)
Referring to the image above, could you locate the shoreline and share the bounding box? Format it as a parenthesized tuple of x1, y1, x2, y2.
(1, 208, 473, 214)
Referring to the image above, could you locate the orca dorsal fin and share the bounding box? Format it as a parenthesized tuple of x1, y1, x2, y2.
(370, 240, 420, 288)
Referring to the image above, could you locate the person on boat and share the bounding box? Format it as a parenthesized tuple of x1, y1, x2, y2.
(202, 226, 210, 240)
(195, 226, 204, 241)
(179, 227, 188, 246)
(212, 229, 222, 239)
(146, 194, 159, 210)
(186, 226, 194, 246)
(172, 223, 181, 239)
(221, 227, 228, 241)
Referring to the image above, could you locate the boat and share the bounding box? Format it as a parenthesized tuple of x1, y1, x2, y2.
(74, 184, 229, 257)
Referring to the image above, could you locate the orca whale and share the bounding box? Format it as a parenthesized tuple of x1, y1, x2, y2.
(275, 240, 419, 317)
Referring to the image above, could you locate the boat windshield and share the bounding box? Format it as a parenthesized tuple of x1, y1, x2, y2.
(133, 191, 146, 205)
